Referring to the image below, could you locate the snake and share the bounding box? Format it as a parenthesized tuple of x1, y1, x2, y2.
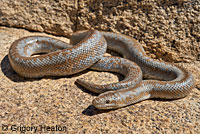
(8, 30, 195, 109)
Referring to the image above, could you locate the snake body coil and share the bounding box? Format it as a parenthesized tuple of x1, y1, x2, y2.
(8, 30, 195, 109)
(8, 30, 107, 78)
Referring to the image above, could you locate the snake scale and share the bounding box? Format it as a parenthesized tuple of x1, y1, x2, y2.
(8, 30, 195, 109)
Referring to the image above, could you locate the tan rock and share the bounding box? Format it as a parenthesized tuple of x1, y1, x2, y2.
(0, 0, 75, 36)
(0, 25, 199, 134)
(0, 0, 200, 133)
(0, 1, 199, 62)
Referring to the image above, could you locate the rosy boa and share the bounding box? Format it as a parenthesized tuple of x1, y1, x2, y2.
(8, 30, 195, 109)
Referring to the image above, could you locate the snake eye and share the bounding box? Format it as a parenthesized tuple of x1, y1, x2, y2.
(106, 100, 110, 104)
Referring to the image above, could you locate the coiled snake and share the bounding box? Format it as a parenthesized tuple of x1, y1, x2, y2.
(8, 30, 195, 109)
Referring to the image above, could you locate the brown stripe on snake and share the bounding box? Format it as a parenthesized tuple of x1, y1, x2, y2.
(71, 30, 195, 109)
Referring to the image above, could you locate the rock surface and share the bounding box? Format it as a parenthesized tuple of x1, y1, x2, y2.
(0, 26, 199, 134)
(0, 0, 199, 62)
(0, 0, 200, 133)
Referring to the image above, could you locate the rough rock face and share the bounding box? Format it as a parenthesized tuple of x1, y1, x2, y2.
(0, 0, 199, 62)
(0, 0, 76, 35)
(0, 26, 199, 134)
(0, 0, 200, 133)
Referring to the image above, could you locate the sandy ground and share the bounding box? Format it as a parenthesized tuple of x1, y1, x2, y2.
(0, 26, 199, 133)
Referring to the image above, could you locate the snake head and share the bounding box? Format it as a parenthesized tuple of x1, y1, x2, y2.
(92, 86, 151, 109)
(92, 91, 127, 109)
